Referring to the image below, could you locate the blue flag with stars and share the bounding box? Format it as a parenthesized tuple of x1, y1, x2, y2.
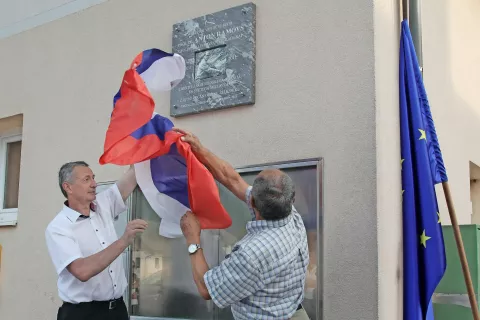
(400, 20, 447, 320)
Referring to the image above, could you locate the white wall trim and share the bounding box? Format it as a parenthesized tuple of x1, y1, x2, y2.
(0, 0, 107, 40)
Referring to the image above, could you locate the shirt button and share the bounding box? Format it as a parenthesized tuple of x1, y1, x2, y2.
(114, 285, 117, 287)
(102, 242, 105, 244)
(110, 270, 113, 273)
(96, 229, 98, 232)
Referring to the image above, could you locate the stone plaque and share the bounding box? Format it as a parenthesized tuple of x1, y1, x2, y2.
(171, 3, 256, 117)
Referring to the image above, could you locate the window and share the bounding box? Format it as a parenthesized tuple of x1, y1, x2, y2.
(129, 190, 218, 319)
(0, 133, 22, 226)
(127, 159, 323, 320)
(216, 160, 322, 320)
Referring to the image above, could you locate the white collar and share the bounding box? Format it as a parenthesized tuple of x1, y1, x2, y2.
(62, 201, 96, 223)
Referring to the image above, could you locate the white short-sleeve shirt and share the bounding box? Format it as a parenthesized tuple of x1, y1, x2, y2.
(45, 184, 127, 303)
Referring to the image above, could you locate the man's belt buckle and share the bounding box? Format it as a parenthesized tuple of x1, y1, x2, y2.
(109, 300, 117, 310)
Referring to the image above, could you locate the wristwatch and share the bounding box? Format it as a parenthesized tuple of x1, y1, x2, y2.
(188, 244, 201, 254)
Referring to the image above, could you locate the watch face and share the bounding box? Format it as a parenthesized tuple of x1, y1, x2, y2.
(188, 244, 198, 254)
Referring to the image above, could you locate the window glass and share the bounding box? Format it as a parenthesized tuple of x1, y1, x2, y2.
(217, 165, 321, 320)
(4, 140, 21, 209)
(130, 190, 218, 319)
(128, 162, 322, 320)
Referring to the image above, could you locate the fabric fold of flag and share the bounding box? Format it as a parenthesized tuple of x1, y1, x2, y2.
(99, 48, 232, 238)
(400, 20, 447, 320)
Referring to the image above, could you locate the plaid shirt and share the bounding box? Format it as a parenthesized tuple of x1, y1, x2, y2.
(204, 186, 309, 319)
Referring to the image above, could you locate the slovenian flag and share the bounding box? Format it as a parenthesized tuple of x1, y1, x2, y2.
(99, 49, 232, 238)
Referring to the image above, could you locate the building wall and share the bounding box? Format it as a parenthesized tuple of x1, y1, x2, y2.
(0, 0, 378, 319)
(423, 0, 480, 225)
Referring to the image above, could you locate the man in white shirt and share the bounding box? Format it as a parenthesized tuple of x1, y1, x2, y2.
(45, 161, 147, 320)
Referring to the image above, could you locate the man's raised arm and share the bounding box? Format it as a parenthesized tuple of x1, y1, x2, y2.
(173, 128, 249, 202)
(116, 165, 137, 202)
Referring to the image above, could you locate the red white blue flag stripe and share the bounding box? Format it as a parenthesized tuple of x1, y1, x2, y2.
(99, 49, 232, 237)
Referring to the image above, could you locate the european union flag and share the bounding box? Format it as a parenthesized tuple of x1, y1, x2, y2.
(400, 20, 447, 320)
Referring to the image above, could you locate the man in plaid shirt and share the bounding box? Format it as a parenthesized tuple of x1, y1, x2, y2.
(174, 128, 311, 320)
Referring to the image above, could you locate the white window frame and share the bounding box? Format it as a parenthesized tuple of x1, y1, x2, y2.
(0, 132, 22, 226)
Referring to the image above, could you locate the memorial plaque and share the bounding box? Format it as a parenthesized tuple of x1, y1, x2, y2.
(171, 3, 256, 117)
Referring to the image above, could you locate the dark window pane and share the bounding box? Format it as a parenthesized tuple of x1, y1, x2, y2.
(131, 191, 217, 319)
(129, 163, 322, 319)
(4, 140, 21, 209)
(217, 165, 321, 319)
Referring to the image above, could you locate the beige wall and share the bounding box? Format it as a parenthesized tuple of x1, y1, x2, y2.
(423, 0, 480, 225)
(0, 0, 379, 319)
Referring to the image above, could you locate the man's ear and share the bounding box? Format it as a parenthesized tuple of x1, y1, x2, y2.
(62, 182, 72, 195)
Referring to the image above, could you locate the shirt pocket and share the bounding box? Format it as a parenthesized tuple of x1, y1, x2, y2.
(93, 213, 118, 245)
(79, 223, 113, 257)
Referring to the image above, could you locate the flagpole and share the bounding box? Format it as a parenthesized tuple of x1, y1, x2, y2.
(409, 0, 423, 72)
(403, 0, 480, 317)
(442, 182, 480, 319)
(402, 0, 409, 22)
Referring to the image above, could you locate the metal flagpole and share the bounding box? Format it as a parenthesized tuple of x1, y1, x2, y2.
(402, 0, 480, 317)
(409, 0, 422, 72)
(402, 0, 409, 24)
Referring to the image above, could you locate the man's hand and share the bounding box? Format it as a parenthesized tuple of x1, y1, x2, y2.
(173, 128, 203, 154)
(172, 127, 249, 202)
(66, 220, 146, 282)
(180, 211, 201, 244)
(121, 219, 148, 245)
(181, 211, 212, 300)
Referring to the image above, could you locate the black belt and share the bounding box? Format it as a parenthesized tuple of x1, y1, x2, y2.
(63, 297, 123, 310)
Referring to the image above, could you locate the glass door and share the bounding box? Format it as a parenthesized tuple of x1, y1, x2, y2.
(129, 188, 218, 319)
(216, 159, 323, 319)
(126, 158, 323, 320)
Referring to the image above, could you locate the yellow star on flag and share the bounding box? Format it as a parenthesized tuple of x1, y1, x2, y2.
(419, 129, 427, 141)
(420, 230, 431, 248)
(437, 212, 441, 224)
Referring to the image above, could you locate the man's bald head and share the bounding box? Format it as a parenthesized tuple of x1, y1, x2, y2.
(251, 169, 295, 220)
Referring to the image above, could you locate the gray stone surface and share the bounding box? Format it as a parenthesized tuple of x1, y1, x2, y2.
(171, 3, 256, 117)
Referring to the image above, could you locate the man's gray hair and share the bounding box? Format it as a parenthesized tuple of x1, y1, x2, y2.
(58, 161, 89, 198)
(251, 170, 295, 220)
